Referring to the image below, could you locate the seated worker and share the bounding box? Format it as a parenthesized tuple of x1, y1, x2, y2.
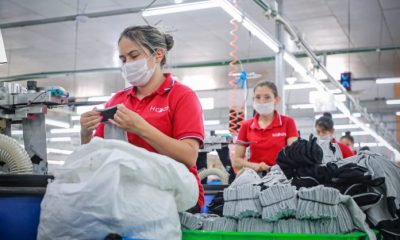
(340, 131, 357, 155)
(80, 25, 204, 213)
(233, 81, 299, 172)
(315, 112, 355, 160)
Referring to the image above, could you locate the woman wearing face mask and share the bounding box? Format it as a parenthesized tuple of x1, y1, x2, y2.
(233, 81, 299, 172)
(315, 112, 354, 161)
(79, 25, 205, 213)
(340, 131, 357, 155)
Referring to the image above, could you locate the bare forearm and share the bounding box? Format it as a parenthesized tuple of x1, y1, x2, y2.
(139, 124, 198, 168)
(233, 156, 258, 170)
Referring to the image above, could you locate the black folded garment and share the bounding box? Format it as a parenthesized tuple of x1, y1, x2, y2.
(207, 191, 224, 216)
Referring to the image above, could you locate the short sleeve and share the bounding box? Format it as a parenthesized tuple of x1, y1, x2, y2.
(236, 121, 249, 146)
(285, 117, 299, 140)
(172, 91, 204, 145)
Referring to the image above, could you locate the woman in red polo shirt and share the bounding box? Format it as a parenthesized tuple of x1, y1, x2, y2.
(79, 25, 204, 213)
(233, 81, 299, 172)
(315, 112, 354, 160)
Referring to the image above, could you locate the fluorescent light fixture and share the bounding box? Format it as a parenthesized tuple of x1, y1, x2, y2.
(376, 77, 400, 84)
(283, 52, 307, 76)
(182, 75, 216, 91)
(359, 142, 385, 147)
(46, 119, 70, 128)
(199, 97, 214, 110)
(329, 89, 342, 94)
(215, 130, 230, 135)
(204, 120, 220, 125)
(341, 131, 368, 136)
(0, 29, 7, 64)
(142, 0, 279, 53)
(47, 148, 73, 155)
(386, 99, 400, 105)
(396, 112, 400, 116)
(47, 160, 65, 165)
(291, 104, 314, 109)
(174, 0, 183, 3)
(48, 137, 72, 142)
(50, 126, 81, 134)
(241, 19, 279, 53)
(71, 115, 81, 121)
(142, 0, 219, 16)
(315, 113, 361, 119)
(284, 83, 315, 90)
(11, 130, 23, 135)
(334, 124, 360, 130)
(334, 94, 346, 102)
(88, 95, 112, 102)
(286, 77, 297, 85)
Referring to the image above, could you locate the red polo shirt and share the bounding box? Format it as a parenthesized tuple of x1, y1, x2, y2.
(237, 112, 299, 166)
(94, 73, 205, 208)
(332, 138, 355, 159)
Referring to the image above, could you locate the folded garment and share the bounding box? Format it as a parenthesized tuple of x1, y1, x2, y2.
(273, 219, 312, 234)
(179, 212, 203, 230)
(238, 218, 273, 232)
(259, 184, 297, 222)
(202, 217, 237, 232)
(296, 185, 340, 220)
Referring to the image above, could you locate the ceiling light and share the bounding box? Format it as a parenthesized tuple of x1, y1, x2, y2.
(47, 160, 65, 165)
(174, 0, 183, 3)
(50, 126, 81, 134)
(47, 148, 73, 155)
(359, 142, 385, 147)
(283, 52, 307, 77)
(286, 77, 297, 85)
(182, 75, 216, 91)
(376, 77, 400, 84)
(46, 119, 70, 128)
(142, 0, 218, 16)
(48, 137, 72, 142)
(76, 105, 104, 115)
(386, 99, 400, 105)
(71, 115, 81, 121)
(315, 113, 361, 119)
(341, 131, 368, 136)
(334, 124, 360, 130)
(241, 19, 279, 53)
(396, 112, 400, 116)
(88, 95, 113, 102)
(204, 120, 220, 125)
(0, 29, 6, 64)
(199, 98, 214, 110)
(215, 130, 230, 135)
(291, 104, 314, 109)
(284, 83, 315, 90)
(329, 89, 342, 94)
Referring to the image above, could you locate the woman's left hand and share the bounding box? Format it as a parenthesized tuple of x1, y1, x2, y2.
(108, 104, 148, 136)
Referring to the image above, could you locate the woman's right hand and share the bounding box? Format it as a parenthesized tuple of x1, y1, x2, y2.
(80, 108, 102, 137)
(251, 162, 270, 172)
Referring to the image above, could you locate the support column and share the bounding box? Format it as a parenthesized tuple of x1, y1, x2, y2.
(275, 0, 285, 114)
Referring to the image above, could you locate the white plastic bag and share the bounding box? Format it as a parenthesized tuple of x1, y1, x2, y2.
(37, 138, 198, 240)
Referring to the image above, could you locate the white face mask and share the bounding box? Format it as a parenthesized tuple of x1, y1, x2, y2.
(317, 135, 331, 144)
(253, 101, 275, 115)
(121, 56, 155, 87)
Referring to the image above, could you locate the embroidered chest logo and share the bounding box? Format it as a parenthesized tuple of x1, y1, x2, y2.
(272, 132, 286, 137)
(149, 106, 169, 113)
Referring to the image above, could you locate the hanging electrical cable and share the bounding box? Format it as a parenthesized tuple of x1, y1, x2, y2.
(228, 0, 240, 134)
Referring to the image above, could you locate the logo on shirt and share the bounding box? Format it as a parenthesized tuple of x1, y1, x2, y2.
(150, 106, 169, 113)
(272, 132, 287, 137)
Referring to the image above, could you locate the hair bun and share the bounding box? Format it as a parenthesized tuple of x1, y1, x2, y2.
(323, 112, 332, 119)
(164, 33, 174, 51)
(345, 131, 351, 136)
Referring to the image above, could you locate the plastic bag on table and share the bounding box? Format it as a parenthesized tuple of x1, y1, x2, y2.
(37, 138, 198, 240)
